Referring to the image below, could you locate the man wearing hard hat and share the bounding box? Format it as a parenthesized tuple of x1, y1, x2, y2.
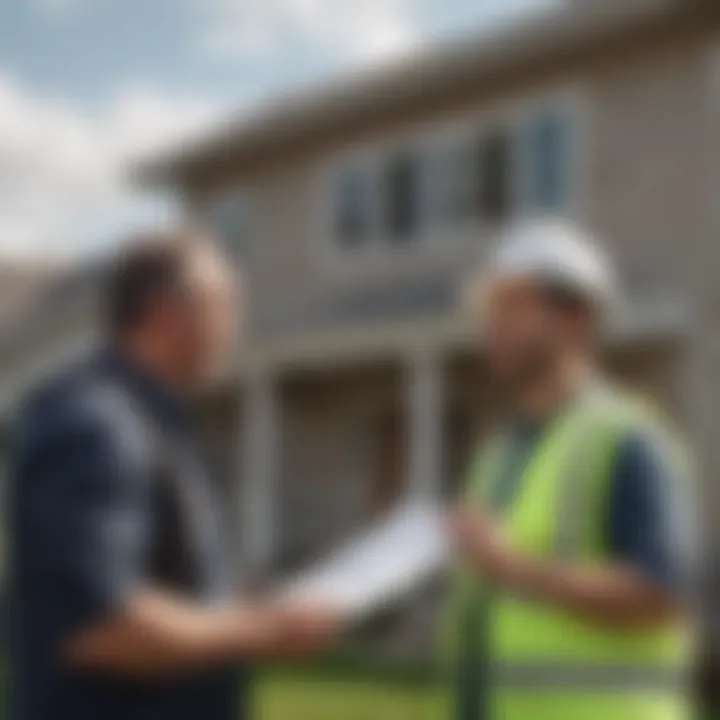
(445, 219, 697, 720)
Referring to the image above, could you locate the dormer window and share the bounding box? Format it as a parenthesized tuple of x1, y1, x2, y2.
(329, 93, 579, 257)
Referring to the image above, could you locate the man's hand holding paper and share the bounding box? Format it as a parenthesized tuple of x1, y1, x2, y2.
(275, 500, 450, 621)
(242, 600, 344, 659)
(446, 503, 523, 585)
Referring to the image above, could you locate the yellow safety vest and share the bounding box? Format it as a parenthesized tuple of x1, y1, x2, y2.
(443, 386, 693, 720)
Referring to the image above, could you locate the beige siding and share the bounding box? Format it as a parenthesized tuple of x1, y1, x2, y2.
(588, 44, 714, 300)
(183, 28, 720, 551)
(187, 28, 719, 358)
(275, 364, 404, 568)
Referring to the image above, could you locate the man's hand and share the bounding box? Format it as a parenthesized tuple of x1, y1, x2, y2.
(249, 600, 344, 659)
(64, 591, 345, 677)
(446, 505, 684, 629)
(446, 504, 521, 585)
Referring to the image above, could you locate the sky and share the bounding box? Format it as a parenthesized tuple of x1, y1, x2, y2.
(0, 0, 552, 262)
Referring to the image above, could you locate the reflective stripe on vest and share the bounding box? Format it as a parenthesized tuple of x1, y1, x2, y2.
(488, 662, 688, 693)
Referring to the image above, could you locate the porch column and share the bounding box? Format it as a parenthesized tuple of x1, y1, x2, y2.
(240, 372, 280, 577)
(406, 350, 444, 498)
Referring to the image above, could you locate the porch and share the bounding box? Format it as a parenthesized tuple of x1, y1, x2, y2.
(197, 334, 685, 590)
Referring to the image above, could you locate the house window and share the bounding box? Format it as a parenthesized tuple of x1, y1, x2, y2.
(383, 152, 421, 242)
(329, 98, 576, 257)
(425, 145, 472, 225)
(209, 191, 251, 259)
(474, 129, 513, 222)
(335, 166, 374, 249)
(523, 111, 569, 212)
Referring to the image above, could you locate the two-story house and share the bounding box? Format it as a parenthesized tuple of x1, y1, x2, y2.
(1, 0, 719, 633)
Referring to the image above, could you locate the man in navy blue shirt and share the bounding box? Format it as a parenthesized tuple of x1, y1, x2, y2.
(8, 232, 339, 720)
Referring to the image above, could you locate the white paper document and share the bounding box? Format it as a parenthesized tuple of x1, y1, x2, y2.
(276, 499, 450, 619)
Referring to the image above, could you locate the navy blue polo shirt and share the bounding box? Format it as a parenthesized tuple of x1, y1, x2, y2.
(7, 349, 245, 720)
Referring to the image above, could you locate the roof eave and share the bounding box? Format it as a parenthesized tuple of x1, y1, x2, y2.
(136, 0, 695, 188)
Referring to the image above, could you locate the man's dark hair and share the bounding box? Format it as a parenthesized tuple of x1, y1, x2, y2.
(105, 230, 207, 335)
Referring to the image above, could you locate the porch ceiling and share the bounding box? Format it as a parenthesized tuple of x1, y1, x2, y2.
(233, 296, 690, 378)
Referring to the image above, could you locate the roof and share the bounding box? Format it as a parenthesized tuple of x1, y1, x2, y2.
(0, 263, 60, 336)
(0, 258, 104, 365)
(138, 0, 698, 186)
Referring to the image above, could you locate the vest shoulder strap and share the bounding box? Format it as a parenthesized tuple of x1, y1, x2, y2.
(554, 384, 689, 557)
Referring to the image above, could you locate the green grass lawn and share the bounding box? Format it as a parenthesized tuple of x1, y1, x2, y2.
(254, 672, 444, 720)
(0, 648, 445, 719)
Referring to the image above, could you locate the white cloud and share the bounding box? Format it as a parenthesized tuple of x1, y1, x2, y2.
(33, 0, 83, 14)
(201, 0, 422, 62)
(0, 74, 221, 260)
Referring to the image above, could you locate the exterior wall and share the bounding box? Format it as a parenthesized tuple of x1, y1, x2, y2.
(587, 41, 713, 302)
(182, 29, 720, 588)
(185, 23, 718, 362)
(276, 363, 405, 570)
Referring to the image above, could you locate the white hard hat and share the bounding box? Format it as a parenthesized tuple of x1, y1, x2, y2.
(481, 218, 616, 313)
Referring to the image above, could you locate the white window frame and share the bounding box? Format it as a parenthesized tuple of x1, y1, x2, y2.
(315, 84, 591, 278)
